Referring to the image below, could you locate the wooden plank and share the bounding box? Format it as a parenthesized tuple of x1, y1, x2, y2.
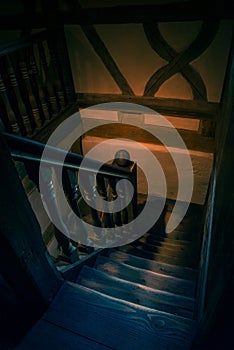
(42, 281, 197, 350)
(77, 93, 218, 120)
(143, 21, 219, 98)
(0, 3, 232, 29)
(194, 33, 234, 346)
(83, 122, 215, 153)
(63, 3, 233, 24)
(141, 233, 198, 249)
(77, 265, 195, 318)
(80, 26, 134, 95)
(95, 256, 196, 297)
(0, 135, 62, 308)
(146, 233, 199, 246)
(109, 250, 198, 281)
(143, 22, 208, 100)
(59, 248, 104, 282)
(119, 244, 199, 268)
(134, 237, 196, 254)
(150, 230, 201, 242)
(16, 318, 111, 350)
(130, 239, 200, 264)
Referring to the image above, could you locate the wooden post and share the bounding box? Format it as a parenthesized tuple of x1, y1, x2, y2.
(0, 72, 21, 135)
(18, 49, 43, 129)
(40, 0, 76, 103)
(5, 56, 33, 136)
(29, 45, 51, 122)
(0, 134, 62, 310)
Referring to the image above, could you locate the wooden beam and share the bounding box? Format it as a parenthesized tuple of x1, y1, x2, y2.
(0, 2, 233, 29)
(84, 123, 214, 153)
(0, 134, 62, 310)
(57, 2, 234, 24)
(80, 25, 134, 95)
(77, 93, 219, 120)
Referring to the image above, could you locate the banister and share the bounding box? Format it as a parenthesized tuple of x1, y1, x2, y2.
(1, 131, 131, 180)
(0, 30, 47, 57)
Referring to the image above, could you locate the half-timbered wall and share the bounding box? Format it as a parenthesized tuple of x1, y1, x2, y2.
(65, 21, 233, 102)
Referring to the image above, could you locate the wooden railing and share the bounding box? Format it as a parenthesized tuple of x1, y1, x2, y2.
(2, 131, 137, 266)
(0, 30, 76, 138)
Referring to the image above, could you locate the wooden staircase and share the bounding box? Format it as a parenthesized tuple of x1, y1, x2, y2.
(17, 200, 202, 350)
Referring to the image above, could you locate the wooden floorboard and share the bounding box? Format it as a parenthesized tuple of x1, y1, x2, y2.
(108, 250, 198, 281)
(16, 318, 112, 350)
(95, 256, 196, 298)
(77, 265, 195, 318)
(42, 282, 196, 350)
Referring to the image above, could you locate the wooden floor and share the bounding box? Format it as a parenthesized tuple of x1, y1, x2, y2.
(15, 199, 203, 350)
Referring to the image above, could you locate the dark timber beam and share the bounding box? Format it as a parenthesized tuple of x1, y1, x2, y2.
(77, 93, 219, 120)
(0, 2, 233, 29)
(0, 135, 62, 310)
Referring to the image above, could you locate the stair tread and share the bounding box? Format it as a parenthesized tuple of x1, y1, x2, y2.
(119, 244, 198, 269)
(155, 229, 200, 242)
(95, 256, 196, 298)
(132, 238, 198, 254)
(130, 240, 199, 264)
(140, 234, 200, 248)
(40, 281, 197, 350)
(77, 265, 195, 318)
(109, 250, 198, 281)
(16, 318, 111, 350)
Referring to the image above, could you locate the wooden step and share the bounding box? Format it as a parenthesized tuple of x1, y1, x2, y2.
(119, 244, 198, 268)
(18, 281, 196, 350)
(95, 256, 196, 298)
(130, 239, 199, 265)
(77, 265, 195, 319)
(140, 233, 200, 249)
(155, 229, 200, 242)
(16, 319, 111, 350)
(109, 250, 198, 281)
(132, 237, 198, 256)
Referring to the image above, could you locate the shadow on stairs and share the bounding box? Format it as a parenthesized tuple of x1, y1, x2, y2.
(15, 200, 203, 350)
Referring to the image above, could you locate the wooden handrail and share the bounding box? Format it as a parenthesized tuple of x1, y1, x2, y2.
(2, 131, 132, 180)
(0, 30, 47, 57)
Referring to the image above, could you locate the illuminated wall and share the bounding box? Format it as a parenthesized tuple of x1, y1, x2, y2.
(65, 20, 233, 102)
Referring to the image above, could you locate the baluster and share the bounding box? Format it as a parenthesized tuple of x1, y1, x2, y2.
(37, 41, 59, 116)
(23, 160, 79, 263)
(29, 46, 51, 122)
(0, 72, 21, 135)
(6, 56, 33, 136)
(96, 174, 114, 228)
(62, 168, 92, 247)
(47, 42, 66, 109)
(82, 173, 103, 230)
(18, 50, 43, 129)
(48, 32, 76, 105)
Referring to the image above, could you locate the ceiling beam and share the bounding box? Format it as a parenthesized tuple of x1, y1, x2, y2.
(0, 2, 233, 30)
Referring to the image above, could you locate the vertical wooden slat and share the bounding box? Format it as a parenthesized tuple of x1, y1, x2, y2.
(40, 0, 76, 104)
(6, 56, 33, 136)
(48, 30, 76, 104)
(29, 45, 51, 122)
(130, 163, 138, 219)
(0, 72, 21, 135)
(47, 42, 66, 109)
(18, 50, 43, 129)
(37, 41, 59, 116)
